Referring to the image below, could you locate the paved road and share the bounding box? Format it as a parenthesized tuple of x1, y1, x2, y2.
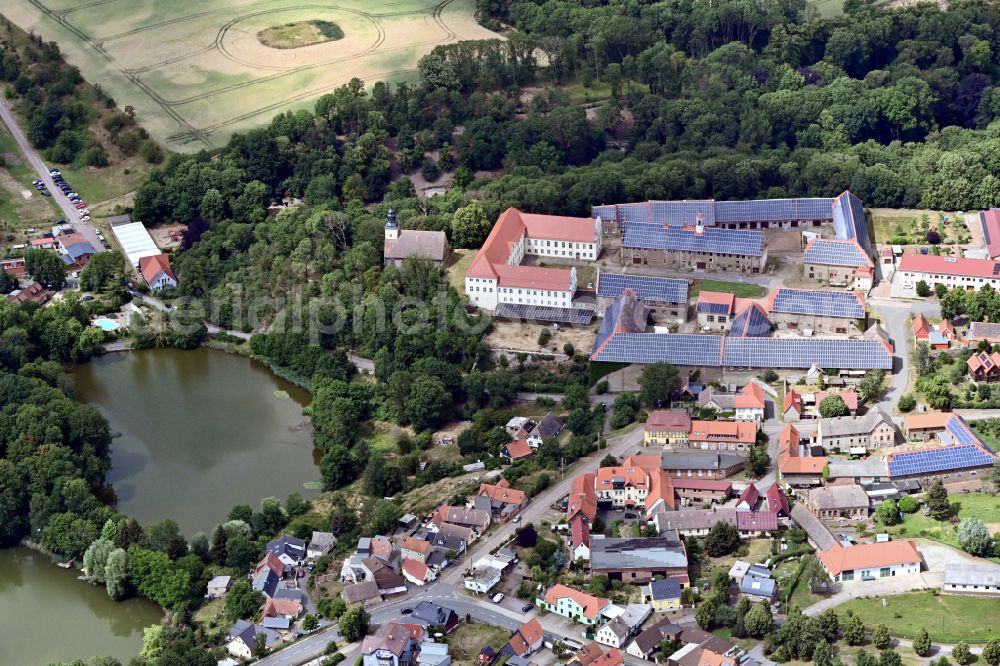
(868, 297, 940, 414)
(0, 98, 79, 222)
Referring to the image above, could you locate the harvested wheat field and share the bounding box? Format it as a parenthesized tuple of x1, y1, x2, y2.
(4, 0, 499, 151)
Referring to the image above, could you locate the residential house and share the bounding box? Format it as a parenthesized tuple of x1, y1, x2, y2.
(369, 536, 393, 561)
(902, 412, 952, 441)
(502, 619, 545, 658)
(418, 642, 452, 666)
(697, 387, 735, 413)
(590, 535, 688, 584)
(308, 531, 337, 559)
(817, 411, 896, 451)
(967, 321, 1000, 346)
(687, 420, 758, 452)
(57, 232, 96, 270)
(570, 515, 592, 562)
(803, 485, 870, 520)
(403, 559, 433, 586)
(384, 210, 449, 268)
(267, 536, 306, 569)
(262, 597, 302, 621)
(642, 577, 682, 612)
(501, 438, 533, 461)
(943, 562, 1000, 596)
(735, 485, 759, 511)
(968, 351, 1000, 383)
(463, 565, 502, 593)
(255, 552, 286, 578)
(739, 571, 776, 602)
(527, 412, 564, 447)
(645, 411, 693, 447)
(736, 511, 778, 537)
(227, 620, 279, 660)
(252, 567, 280, 598)
(660, 451, 744, 479)
(652, 508, 737, 538)
(596, 618, 632, 649)
(697, 650, 737, 666)
(913, 313, 957, 349)
(411, 601, 460, 633)
(672, 478, 733, 506)
(139, 252, 177, 290)
(766, 484, 789, 517)
(361, 621, 426, 666)
(401, 537, 432, 564)
(811, 390, 859, 418)
(575, 642, 625, 666)
(477, 479, 527, 521)
(506, 416, 532, 439)
(896, 253, 1000, 297)
(206, 575, 231, 599)
(778, 423, 827, 487)
(696, 292, 736, 331)
(342, 580, 382, 607)
(433, 506, 491, 533)
(366, 558, 408, 597)
(536, 584, 610, 625)
(783, 391, 803, 422)
(817, 540, 921, 582)
(734, 383, 766, 422)
(566, 472, 598, 525)
(626, 617, 684, 661)
(6, 281, 50, 305)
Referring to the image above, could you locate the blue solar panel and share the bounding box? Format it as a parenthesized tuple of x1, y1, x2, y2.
(622, 223, 763, 257)
(832, 191, 872, 255)
(771, 289, 865, 319)
(722, 338, 892, 370)
(494, 303, 595, 325)
(594, 293, 626, 354)
(592, 205, 617, 224)
(591, 332, 723, 365)
(714, 198, 834, 223)
(803, 240, 870, 267)
(697, 301, 732, 314)
(649, 201, 715, 227)
(945, 416, 978, 446)
(730, 305, 771, 338)
(597, 272, 688, 305)
(591, 331, 892, 370)
(888, 444, 996, 477)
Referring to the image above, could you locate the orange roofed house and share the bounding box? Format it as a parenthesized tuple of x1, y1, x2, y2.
(968, 350, 1000, 383)
(688, 420, 758, 452)
(476, 479, 527, 521)
(778, 423, 827, 487)
(817, 540, 921, 582)
(464, 208, 602, 310)
(139, 252, 177, 291)
(536, 584, 610, 626)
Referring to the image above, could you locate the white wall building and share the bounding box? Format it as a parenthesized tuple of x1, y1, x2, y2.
(896, 254, 1000, 297)
(111, 221, 161, 268)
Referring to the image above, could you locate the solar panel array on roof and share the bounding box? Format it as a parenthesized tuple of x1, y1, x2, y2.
(597, 273, 688, 305)
(945, 416, 978, 446)
(731, 305, 772, 338)
(592, 205, 617, 223)
(591, 333, 892, 369)
(803, 240, 869, 267)
(622, 223, 764, 256)
(494, 303, 595, 325)
(832, 191, 872, 254)
(771, 289, 864, 318)
(723, 338, 892, 370)
(714, 198, 834, 223)
(650, 201, 715, 227)
(594, 292, 627, 354)
(697, 301, 732, 314)
(888, 445, 996, 477)
(592, 332, 723, 365)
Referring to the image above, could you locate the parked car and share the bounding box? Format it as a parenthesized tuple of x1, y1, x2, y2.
(48, 168, 60, 176)
(39, 189, 50, 196)
(80, 216, 91, 222)
(400, 608, 413, 615)
(491, 593, 504, 603)
(81, 295, 94, 302)
(521, 603, 533, 612)
(512, 515, 521, 524)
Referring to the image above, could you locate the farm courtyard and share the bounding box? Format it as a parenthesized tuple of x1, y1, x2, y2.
(4, 0, 499, 150)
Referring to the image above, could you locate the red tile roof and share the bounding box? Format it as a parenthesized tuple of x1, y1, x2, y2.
(783, 391, 801, 415)
(508, 618, 545, 656)
(139, 253, 175, 283)
(593, 648, 625, 666)
(736, 510, 778, 532)
(645, 410, 693, 432)
(570, 515, 591, 549)
(255, 552, 284, 577)
(913, 313, 929, 339)
(982, 209, 1000, 258)
(478, 480, 526, 507)
(543, 584, 608, 619)
(520, 212, 597, 242)
(899, 253, 1000, 279)
(817, 540, 920, 576)
(698, 650, 737, 666)
(263, 597, 302, 618)
(737, 485, 759, 508)
(401, 537, 430, 555)
(766, 484, 789, 516)
(672, 478, 732, 492)
(902, 412, 953, 431)
(815, 390, 858, 411)
(402, 558, 430, 582)
(697, 291, 736, 311)
(567, 472, 598, 523)
(493, 263, 572, 291)
(735, 383, 765, 410)
(689, 420, 757, 444)
(504, 438, 534, 460)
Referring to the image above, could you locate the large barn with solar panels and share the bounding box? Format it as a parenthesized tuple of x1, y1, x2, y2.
(886, 415, 996, 480)
(595, 271, 689, 323)
(765, 288, 867, 335)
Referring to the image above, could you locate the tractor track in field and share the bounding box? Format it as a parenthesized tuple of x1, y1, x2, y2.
(28, 0, 471, 146)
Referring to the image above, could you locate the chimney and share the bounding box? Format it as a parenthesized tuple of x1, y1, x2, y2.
(384, 208, 399, 241)
(695, 211, 705, 235)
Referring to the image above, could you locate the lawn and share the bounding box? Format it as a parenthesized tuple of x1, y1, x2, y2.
(837, 590, 1000, 643)
(446, 249, 476, 293)
(446, 622, 511, 664)
(808, 0, 845, 17)
(870, 208, 966, 246)
(559, 78, 650, 105)
(0, 127, 63, 237)
(690, 279, 766, 299)
(888, 492, 1000, 550)
(772, 556, 825, 609)
(57, 160, 152, 208)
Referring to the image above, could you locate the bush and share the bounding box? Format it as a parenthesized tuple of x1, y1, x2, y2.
(898, 496, 918, 513)
(916, 280, 931, 298)
(897, 394, 916, 412)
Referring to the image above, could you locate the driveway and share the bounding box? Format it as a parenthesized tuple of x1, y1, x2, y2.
(867, 297, 941, 414)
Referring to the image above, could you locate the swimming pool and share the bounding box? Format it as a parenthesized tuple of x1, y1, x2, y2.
(94, 318, 119, 332)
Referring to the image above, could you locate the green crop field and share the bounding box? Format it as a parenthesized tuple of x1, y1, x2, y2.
(4, 0, 500, 152)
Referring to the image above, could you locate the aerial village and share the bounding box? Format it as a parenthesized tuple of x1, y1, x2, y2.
(197, 193, 1000, 666)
